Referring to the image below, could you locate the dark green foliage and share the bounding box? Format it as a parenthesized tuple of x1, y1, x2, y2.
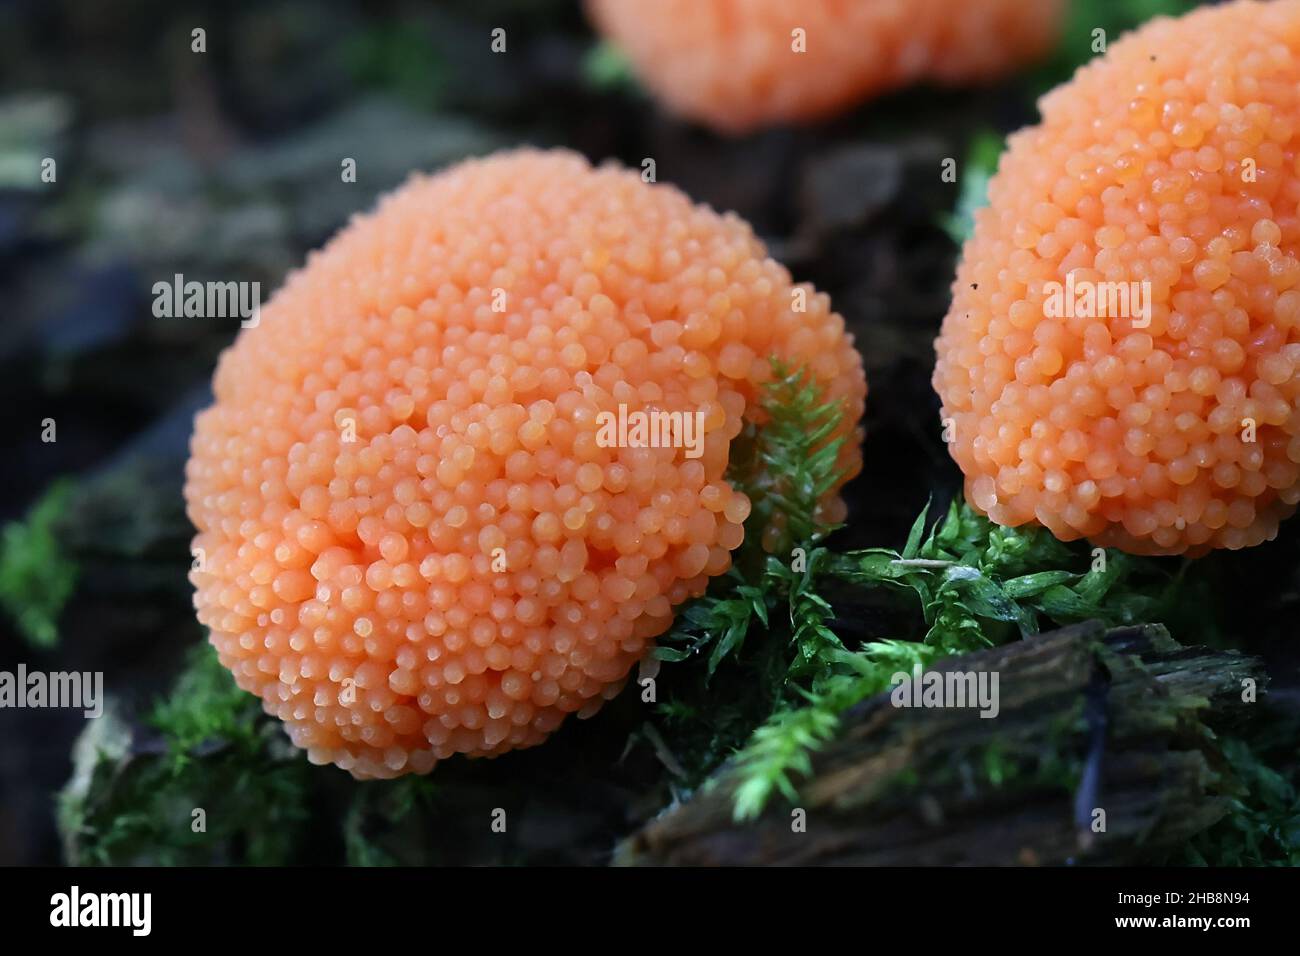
(1182, 734, 1300, 867)
(643, 363, 855, 786)
(656, 363, 848, 679)
(833, 498, 1202, 643)
(725, 498, 1220, 820)
(148, 640, 269, 770)
(0, 479, 78, 649)
(644, 360, 1232, 822)
(684, 420, 1212, 819)
(654, 568, 769, 674)
(343, 776, 440, 866)
(726, 360, 850, 560)
(780, 548, 846, 682)
(58, 643, 314, 865)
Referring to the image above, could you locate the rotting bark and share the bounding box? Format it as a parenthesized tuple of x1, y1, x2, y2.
(617, 621, 1264, 866)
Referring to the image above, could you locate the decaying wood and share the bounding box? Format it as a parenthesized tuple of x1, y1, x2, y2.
(618, 621, 1263, 866)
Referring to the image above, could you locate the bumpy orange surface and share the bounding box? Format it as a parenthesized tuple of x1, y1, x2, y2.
(586, 0, 1065, 133)
(185, 149, 865, 778)
(935, 0, 1300, 556)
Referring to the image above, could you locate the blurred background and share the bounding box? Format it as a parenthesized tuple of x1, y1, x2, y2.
(3, 0, 1294, 866)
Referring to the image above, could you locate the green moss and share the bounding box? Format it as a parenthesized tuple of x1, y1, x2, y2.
(343, 776, 440, 866)
(0, 479, 78, 649)
(148, 639, 267, 771)
(718, 491, 1225, 820)
(1181, 734, 1300, 866)
(58, 643, 313, 866)
(639, 358, 1224, 821)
